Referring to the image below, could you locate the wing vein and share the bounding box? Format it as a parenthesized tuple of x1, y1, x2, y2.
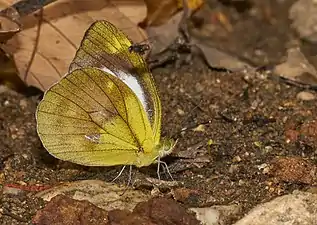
(42, 85, 136, 146)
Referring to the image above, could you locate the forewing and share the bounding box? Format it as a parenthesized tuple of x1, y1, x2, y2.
(36, 67, 153, 166)
(69, 21, 161, 143)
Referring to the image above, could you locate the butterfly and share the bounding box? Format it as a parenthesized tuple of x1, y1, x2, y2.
(36, 21, 176, 179)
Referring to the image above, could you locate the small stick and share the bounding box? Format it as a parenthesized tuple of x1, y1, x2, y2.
(1, 0, 56, 17)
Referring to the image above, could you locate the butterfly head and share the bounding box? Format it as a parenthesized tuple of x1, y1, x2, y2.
(157, 138, 177, 158)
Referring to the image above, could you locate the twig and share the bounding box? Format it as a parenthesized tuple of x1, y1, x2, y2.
(1, 0, 56, 17)
(256, 66, 317, 91)
(273, 74, 317, 91)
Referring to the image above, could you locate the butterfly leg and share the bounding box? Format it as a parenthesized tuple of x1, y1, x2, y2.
(157, 158, 174, 181)
(112, 165, 126, 182)
(157, 158, 161, 180)
(120, 166, 134, 196)
(160, 161, 174, 181)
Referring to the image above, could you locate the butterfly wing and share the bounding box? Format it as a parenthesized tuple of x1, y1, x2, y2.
(69, 21, 161, 144)
(36, 67, 156, 167)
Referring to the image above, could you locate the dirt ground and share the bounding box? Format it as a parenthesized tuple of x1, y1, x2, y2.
(1, 0, 317, 224)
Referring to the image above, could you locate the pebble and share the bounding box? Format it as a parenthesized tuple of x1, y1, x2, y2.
(233, 191, 317, 225)
(296, 91, 315, 101)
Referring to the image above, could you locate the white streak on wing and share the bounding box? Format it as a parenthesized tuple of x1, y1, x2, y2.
(100, 67, 147, 111)
(85, 134, 101, 143)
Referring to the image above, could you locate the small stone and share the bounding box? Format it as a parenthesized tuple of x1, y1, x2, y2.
(229, 165, 239, 173)
(234, 191, 317, 225)
(262, 167, 270, 175)
(19, 99, 28, 108)
(232, 156, 242, 163)
(3, 100, 10, 106)
(190, 207, 219, 225)
(177, 108, 185, 116)
(263, 146, 273, 154)
(191, 204, 241, 225)
(172, 188, 202, 205)
(132, 197, 200, 225)
(33, 195, 109, 224)
(296, 91, 315, 101)
(192, 124, 205, 132)
(238, 180, 245, 185)
(257, 163, 267, 169)
(284, 129, 299, 143)
(270, 157, 316, 184)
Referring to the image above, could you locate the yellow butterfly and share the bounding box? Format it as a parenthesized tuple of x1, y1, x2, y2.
(36, 21, 176, 178)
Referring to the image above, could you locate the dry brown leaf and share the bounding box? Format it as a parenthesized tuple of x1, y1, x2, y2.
(147, 12, 183, 55)
(0, 1, 26, 91)
(0, 1, 14, 11)
(273, 47, 317, 85)
(1, 0, 147, 91)
(141, 0, 203, 27)
(0, 1, 21, 42)
(141, 0, 180, 27)
(35, 180, 151, 211)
